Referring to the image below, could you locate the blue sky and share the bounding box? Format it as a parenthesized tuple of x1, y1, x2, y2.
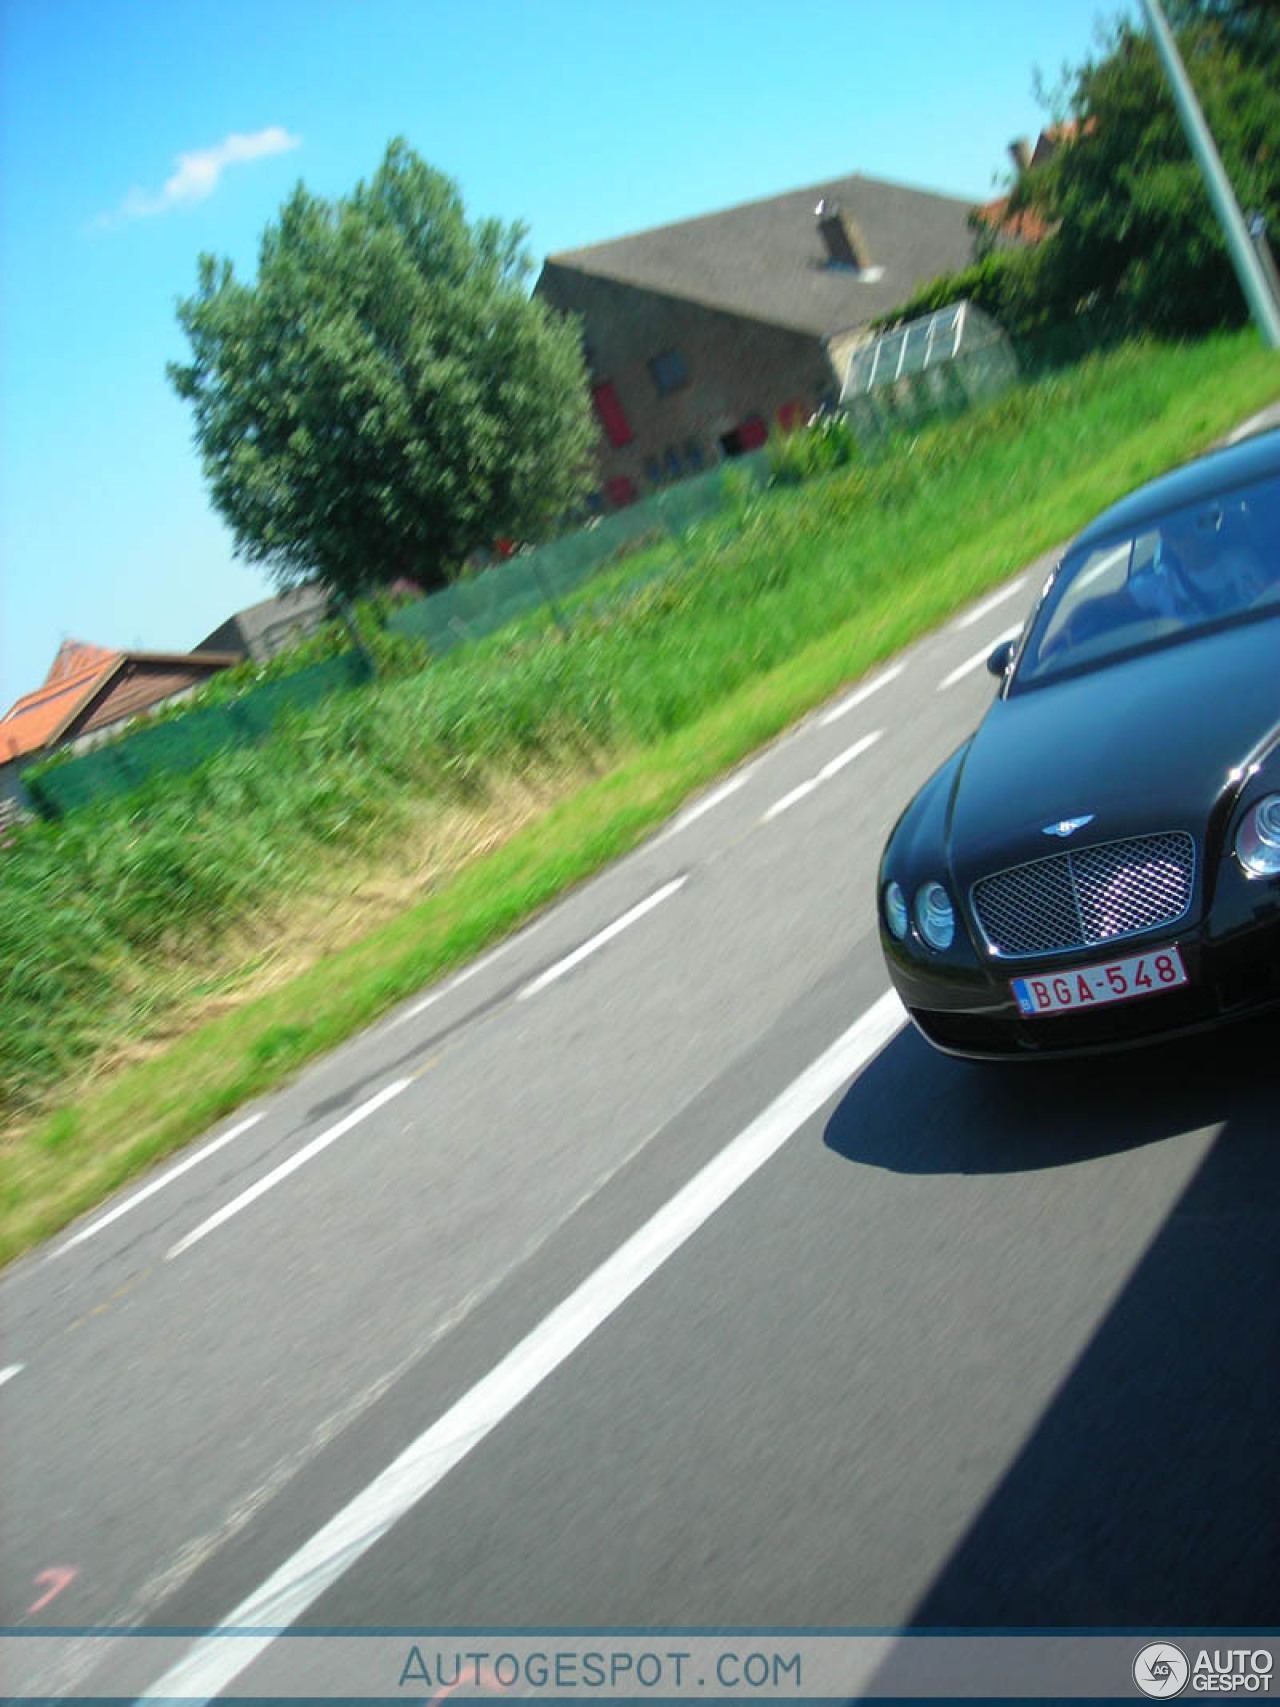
(0, 0, 1133, 710)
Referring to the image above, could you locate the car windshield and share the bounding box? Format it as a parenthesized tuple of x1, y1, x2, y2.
(1014, 470, 1280, 687)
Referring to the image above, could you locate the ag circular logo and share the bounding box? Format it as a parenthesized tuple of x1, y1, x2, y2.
(1134, 1644, 1190, 1698)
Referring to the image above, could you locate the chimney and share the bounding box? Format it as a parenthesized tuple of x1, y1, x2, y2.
(815, 199, 871, 271)
(1008, 137, 1033, 177)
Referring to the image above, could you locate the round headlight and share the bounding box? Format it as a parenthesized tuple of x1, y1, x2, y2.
(1236, 793, 1280, 878)
(914, 881, 955, 950)
(883, 880, 909, 940)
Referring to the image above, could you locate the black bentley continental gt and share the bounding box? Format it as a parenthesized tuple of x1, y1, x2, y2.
(879, 425, 1280, 1059)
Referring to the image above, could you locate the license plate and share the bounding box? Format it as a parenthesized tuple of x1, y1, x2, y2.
(1011, 944, 1188, 1017)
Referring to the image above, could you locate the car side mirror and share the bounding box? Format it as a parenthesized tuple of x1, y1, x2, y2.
(986, 638, 1016, 678)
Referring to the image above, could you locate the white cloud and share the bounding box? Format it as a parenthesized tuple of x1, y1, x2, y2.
(96, 127, 301, 227)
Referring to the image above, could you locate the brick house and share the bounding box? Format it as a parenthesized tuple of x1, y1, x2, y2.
(535, 171, 980, 509)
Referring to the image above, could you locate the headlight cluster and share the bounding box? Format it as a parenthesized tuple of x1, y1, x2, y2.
(883, 881, 909, 941)
(915, 882, 956, 949)
(883, 879, 956, 950)
(1236, 793, 1280, 878)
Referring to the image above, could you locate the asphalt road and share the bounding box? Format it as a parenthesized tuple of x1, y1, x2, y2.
(3, 469, 1279, 1699)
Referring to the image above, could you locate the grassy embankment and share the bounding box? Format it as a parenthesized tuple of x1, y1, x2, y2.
(2, 331, 1277, 1263)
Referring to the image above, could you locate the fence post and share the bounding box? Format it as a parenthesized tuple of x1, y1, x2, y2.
(337, 598, 378, 677)
(522, 555, 566, 635)
(22, 771, 60, 821)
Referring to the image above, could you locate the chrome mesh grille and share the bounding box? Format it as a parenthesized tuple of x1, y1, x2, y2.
(971, 832, 1195, 958)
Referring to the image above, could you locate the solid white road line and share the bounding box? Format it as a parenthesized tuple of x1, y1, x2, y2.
(762, 731, 882, 823)
(139, 990, 907, 1704)
(166, 1080, 412, 1261)
(0, 1365, 23, 1388)
(937, 625, 1022, 692)
(818, 663, 904, 726)
(516, 878, 687, 1001)
(49, 1114, 265, 1261)
(952, 577, 1027, 630)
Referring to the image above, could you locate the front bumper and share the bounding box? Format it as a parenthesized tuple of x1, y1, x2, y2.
(882, 906, 1280, 1061)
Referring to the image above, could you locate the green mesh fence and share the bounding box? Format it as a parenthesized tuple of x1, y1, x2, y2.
(388, 453, 767, 655)
(25, 457, 764, 818)
(25, 651, 372, 819)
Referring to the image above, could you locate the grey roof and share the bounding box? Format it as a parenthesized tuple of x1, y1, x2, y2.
(545, 172, 979, 338)
(195, 583, 329, 659)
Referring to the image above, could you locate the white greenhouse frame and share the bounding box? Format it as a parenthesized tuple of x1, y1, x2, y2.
(837, 300, 1018, 430)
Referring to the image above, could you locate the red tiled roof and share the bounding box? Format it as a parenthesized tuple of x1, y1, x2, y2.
(974, 195, 1055, 245)
(1, 643, 238, 763)
(1, 650, 122, 761)
(44, 639, 118, 687)
(974, 121, 1094, 249)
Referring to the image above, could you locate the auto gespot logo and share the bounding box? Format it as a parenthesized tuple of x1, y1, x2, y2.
(1134, 1645, 1274, 1697)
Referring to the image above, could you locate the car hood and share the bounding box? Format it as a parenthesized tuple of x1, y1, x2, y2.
(947, 619, 1280, 885)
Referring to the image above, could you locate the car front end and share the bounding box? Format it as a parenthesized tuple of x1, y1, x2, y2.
(879, 431, 1280, 1061)
(877, 633, 1280, 1060)
(880, 789, 1280, 1060)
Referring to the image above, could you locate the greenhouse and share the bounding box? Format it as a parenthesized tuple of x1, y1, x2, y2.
(837, 300, 1017, 434)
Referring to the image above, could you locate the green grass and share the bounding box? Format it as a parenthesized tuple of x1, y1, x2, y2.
(2, 330, 1277, 1264)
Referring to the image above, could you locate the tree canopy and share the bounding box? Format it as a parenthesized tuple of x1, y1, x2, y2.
(169, 141, 598, 602)
(1014, 0, 1280, 335)
(877, 0, 1280, 347)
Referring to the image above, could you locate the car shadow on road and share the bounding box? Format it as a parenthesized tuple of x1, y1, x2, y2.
(823, 1015, 1274, 1174)
(832, 1021, 1280, 1636)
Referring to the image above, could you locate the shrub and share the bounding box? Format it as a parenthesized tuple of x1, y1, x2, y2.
(766, 413, 860, 486)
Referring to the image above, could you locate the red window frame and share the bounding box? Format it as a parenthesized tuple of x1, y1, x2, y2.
(592, 382, 633, 448)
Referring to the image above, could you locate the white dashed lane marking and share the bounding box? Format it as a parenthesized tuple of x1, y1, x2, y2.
(657, 773, 754, 842)
(49, 1114, 264, 1260)
(761, 731, 882, 823)
(386, 940, 518, 1032)
(818, 663, 904, 726)
(952, 576, 1028, 630)
(937, 626, 1022, 692)
(166, 1080, 412, 1261)
(517, 878, 688, 1001)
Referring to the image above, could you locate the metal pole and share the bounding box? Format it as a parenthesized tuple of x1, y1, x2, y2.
(1141, 0, 1280, 347)
(1247, 211, 1280, 317)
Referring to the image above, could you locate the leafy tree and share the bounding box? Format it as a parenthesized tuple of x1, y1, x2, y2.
(169, 141, 598, 601)
(1013, 2, 1280, 335)
(1167, 0, 1280, 68)
(877, 3, 1280, 348)
(869, 247, 1049, 342)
